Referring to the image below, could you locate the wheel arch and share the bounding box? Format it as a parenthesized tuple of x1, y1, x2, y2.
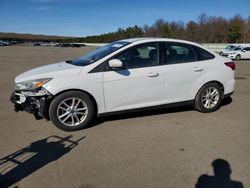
(194, 81, 225, 112)
(235, 54, 241, 60)
(195, 80, 224, 99)
(52, 89, 98, 116)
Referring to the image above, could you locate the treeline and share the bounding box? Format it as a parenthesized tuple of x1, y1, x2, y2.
(1, 14, 250, 44)
(0, 32, 69, 42)
(68, 14, 250, 43)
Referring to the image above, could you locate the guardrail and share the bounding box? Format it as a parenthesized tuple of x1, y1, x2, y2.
(82, 43, 108, 47)
(202, 43, 228, 52)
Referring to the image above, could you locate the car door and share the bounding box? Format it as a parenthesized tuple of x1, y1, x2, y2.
(160, 42, 215, 103)
(103, 42, 164, 112)
(241, 47, 250, 59)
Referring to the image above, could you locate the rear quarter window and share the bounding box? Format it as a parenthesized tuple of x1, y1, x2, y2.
(194, 46, 215, 60)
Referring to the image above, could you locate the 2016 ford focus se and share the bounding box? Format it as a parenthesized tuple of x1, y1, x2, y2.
(10, 38, 235, 131)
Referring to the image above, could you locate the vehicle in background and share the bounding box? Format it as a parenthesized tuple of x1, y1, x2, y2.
(33, 42, 85, 48)
(219, 44, 239, 55)
(11, 38, 235, 131)
(57, 43, 71, 47)
(35, 42, 58, 47)
(33, 42, 41, 46)
(220, 44, 250, 60)
(0, 40, 10, 46)
(9, 41, 19, 45)
(57, 43, 85, 48)
(0, 40, 20, 46)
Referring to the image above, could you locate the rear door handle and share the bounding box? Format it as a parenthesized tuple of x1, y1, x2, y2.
(147, 72, 159, 77)
(193, 67, 204, 72)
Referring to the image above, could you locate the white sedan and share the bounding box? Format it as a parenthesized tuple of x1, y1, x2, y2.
(221, 45, 250, 60)
(11, 38, 235, 131)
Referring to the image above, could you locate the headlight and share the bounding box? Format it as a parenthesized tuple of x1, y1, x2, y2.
(15, 78, 52, 90)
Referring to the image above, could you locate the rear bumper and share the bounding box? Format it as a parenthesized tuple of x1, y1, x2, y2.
(10, 89, 53, 119)
(224, 78, 235, 95)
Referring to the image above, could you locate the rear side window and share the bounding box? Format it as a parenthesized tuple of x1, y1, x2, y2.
(194, 46, 215, 60)
(163, 42, 198, 64)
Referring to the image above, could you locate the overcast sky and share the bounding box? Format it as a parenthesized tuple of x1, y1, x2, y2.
(0, 0, 249, 37)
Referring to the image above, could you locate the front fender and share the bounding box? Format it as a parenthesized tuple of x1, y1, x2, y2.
(43, 73, 105, 114)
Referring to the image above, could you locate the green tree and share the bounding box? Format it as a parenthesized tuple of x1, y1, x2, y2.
(152, 19, 172, 37)
(228, 15, 244, 43)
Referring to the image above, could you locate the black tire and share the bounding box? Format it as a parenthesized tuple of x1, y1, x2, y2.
(235, 54, 241, 60)
(195, 82, 223, 113)
(49, 91, 95, 131)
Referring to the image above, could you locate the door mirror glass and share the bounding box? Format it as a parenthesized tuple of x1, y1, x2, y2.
(108, 59, 123, 69)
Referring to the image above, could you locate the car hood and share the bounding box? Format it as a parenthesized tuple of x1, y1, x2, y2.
(15, 62, 82, 83)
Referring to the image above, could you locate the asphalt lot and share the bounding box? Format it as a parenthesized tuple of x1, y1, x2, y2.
(0, 45, 249, 188)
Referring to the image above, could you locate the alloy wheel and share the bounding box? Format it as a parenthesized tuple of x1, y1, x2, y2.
(56, 97, 88, 127)
(201, 87, 220, 109)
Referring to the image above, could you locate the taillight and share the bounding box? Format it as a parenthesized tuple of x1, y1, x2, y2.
(224, 62, 236, 70)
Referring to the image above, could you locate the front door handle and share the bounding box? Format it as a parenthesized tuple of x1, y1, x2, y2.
(193, 67, 204, 72)
(147, 72, 159, 77)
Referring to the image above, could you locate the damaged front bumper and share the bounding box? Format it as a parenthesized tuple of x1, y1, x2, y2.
(10, 88, 53, 120)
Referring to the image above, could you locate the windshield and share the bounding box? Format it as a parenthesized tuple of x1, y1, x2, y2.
(232, 46, 242, 51)
(67, 41, 130, 66)
(225, 45, 234, 50)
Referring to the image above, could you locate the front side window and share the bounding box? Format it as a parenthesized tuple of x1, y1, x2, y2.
(164, 42, 198, 64)
(243, 47, 250, 51)
(115, 43, 159, 69)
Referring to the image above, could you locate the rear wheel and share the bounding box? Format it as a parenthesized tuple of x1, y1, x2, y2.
(195, 83, 223, 113)
(49, 91, 95, 131)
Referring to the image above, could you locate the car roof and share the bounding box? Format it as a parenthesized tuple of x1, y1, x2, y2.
(239, 44, 250, 47)
(230, 43, 250, 47)
(119, 37, 202, 47)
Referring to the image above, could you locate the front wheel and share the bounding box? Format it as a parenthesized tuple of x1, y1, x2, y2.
(49, 91, 95, 131)
(195, 83, 223, 113)
(235, 54, 241, 60)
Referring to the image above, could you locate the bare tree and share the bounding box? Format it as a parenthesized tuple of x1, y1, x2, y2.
(243, 16, 250, 42)
(185, 21, 199, 42)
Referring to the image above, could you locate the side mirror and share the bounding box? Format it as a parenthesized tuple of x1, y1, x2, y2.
(242, 49, 246, 52)
(108, 59, 123, 69)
